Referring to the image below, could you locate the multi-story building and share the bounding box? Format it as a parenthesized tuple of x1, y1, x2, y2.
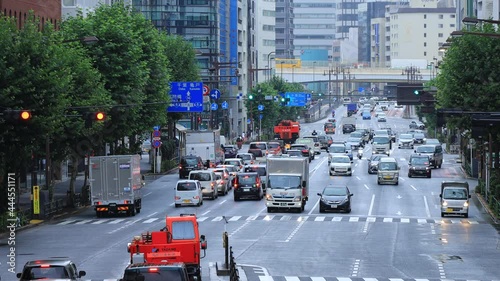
(1, 0, 61, 29)
(250, 0, 275, 85)
(62, 0, 128, 19)
(292, 0, 336, 61)
(275, 0, 293, 59)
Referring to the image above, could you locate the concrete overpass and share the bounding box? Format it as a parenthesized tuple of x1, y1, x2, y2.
(274, 66, 435, 85)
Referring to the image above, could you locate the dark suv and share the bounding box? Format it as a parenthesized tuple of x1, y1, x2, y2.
(232, 172, 263, 201)
(17, 260, 86, 281)
(122, 263, 190, 281)
(179, 155, 204, 179)
(290, 144, 313, 162)
(408, 154, 432, 178)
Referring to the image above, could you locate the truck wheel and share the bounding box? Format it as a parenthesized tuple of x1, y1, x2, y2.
(377, 180, 381, 185)
(395, 181, 399, 186)
(136, 208, 141, 214)
(464, 213, 468, 218)
(96, 211, 102, 218)
(427, 173, 431, 178)
(175, 204, 180, 208)
(267, 207, 272, 213)
(441, 212, 445, 217)
(129, 207, 136, 216)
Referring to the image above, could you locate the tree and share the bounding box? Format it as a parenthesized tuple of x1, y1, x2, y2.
(60, 1, 171, 153)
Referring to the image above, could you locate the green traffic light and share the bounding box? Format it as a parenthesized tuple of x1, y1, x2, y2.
(249, 95, 253, 100)
(414, 90, 420, 95)
(281, 98, 285, 102)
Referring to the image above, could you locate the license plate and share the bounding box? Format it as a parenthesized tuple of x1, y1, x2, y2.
(109, 203, 116, 206)
(384, 176, 392, 179)
(330, 204, 338, 208)
(243, 188, 250, 192)
(446, 208, 453, 212)
(280, 203, 287, 206)
(183, 199, 191, 203)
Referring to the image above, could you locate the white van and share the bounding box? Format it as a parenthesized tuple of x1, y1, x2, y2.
(377, 157, 400, 185)
(174, 180, 203, 207)
(188, 170, 218, 199)
(371, 135, 391, 155)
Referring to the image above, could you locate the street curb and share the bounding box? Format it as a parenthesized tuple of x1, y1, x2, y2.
(208, 262, 247, 281)
(475, 192, 499, 224)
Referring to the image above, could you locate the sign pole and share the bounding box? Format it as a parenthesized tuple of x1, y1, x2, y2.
(259, 117, 262, 141)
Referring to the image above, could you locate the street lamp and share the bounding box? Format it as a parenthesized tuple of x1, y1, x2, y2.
(267, 51, 275, 81)
(401, 66, 422, 84)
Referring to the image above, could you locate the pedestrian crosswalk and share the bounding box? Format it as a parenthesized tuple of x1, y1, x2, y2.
(258, 276, 498, 281)
(55, 215, 482, 226)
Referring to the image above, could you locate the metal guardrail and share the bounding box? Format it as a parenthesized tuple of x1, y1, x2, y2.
(489, 196, 500, 218)
(228, 246, 239, 281)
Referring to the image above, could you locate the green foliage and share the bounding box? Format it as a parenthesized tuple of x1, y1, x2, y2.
(434, 24, 500, 129)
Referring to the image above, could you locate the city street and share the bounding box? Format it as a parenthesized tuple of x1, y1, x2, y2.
(1, 104, 499, 281)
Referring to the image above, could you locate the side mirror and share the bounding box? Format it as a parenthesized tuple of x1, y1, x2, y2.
(350, 194, 354, 197)
(17, 273, 22, 278)
(78, 271, 87, 277)
(414, 150, 417, 153)
(439, 194, 442, 198)
(468, 195, 471, 198)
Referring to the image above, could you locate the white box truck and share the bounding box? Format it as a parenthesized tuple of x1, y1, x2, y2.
(90, 155, 142, 217)
(186, 129, 224, 167)
(265, 157, 309, 213)
(440, 181, 470, 218)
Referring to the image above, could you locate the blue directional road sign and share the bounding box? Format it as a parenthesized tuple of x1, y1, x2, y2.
(306, 94, 312, 101)
(211, 103, 218, 110)
(168, 82, 204, 112)
(258, 104, 264, 111)
(210, 89, 221, 100)
(153, 125, 160, 131)
(359, 87, 365, 93)
(221, 101, 228, 109)
(284, 92, 307, 107)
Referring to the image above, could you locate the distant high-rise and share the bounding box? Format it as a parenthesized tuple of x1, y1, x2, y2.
(275, 0, 294, 59)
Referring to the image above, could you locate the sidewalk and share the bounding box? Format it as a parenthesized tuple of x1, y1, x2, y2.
(15, 153, 152, 223)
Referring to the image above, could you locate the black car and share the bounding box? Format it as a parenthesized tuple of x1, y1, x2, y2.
(408, 154, 432, 178)
(317, 135, 332, 149)
(413, 133, 426, 144)
(224, 145, 238, 158)
(179, 155, 204, 179)
(342, 124, 356, 134)
(286, 149, 304, 157)
(17, 259, 86, 281)
(290, 144, 313, 162)
(232, 172, 263, 201)
(367, 154, 386, 174)
(318, 185, 353, 213)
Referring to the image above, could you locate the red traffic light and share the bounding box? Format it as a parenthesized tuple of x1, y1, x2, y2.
(95, 112, 105, 121)
(20, 110, 31, 120)
(2, 109, 32, 121)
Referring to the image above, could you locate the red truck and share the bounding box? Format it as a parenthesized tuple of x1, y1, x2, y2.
(273, 120, 300, 144)
(127, 214, 207, 281)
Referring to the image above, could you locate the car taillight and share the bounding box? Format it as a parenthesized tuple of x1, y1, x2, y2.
(194, 195, 200, 199)
(302, 149, 308, 153)
(179, 165, 182, 169)
(233, 184, 238, 189)
(40, 264, 51, 268)
(221, 180, 224, 184)
(148, 267, 159, 272)
(211, 182, 214, 187)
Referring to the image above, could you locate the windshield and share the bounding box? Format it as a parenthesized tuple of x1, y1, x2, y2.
(225, 160, 240, 166)
(287, 150, 302, 156)
(379, 162, 397, 171)
(123, 267, 185, 281)
(443, 189, 468, 200)
(238, 154, 252, 160)
(416, 146, 435, 153)
(177, 182, 197, 191)
(184, 158, 198, 165)
(329, 146, 345, 153)
(411, 157, 429, 165)
(373, 137, 390, 144)
(189, 172, 211, 181)
(400, 134, 413, 140)
(268, 143, 279, 149)
(414, 133, 425, 138)
(350, 132, 363, 138)
(331, 157, 350, 163)
(237, 175, 257, 185)
(245, 166, 266, 176)
(268, 175, 301, 189)
(370, 155, 383, 162)
(22, 266, 69, 279)
(250, 143, 267, 150)
(322, 187, 347, 196)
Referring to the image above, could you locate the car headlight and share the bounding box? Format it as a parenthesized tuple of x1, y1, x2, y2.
(265, 194, 273, 200)
(442, 201, 448, 206)
(293, 197, 301, 202)
(463, 201, 469, 207)
(320, 197, 328, 203)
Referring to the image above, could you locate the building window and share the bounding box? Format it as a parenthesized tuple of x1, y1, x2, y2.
(423, 33, 426, 38)
(263, 39, 275, 46)
(62, 0, 76, 7)
(424, 14, 427, 19)
(424, 51, 427, 56)
(450, 14, 456, 18)
(439, 14, 443, 19)
(450, 24, 455, 28)
(438, 33, 443, 38)
(438, 24, 443, 28)
(424, 23, 427, 28)
(424, 42, 427, 47)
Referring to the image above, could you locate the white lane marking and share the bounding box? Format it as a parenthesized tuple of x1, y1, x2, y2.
(263, 215, 275, 221)
(91, 220, 109, 224)
(410, 185, 417, 191)
(368, 194, 375, 216)
(259, 276, 274, 281)
(107, 219, 141, 234)
(246, 215, 258, 221)
(314, 216, 325, 221)
(228, 216, 241, 221)
(212, 216, 223, 221)
(285, 277, 301, 281)
(146, 211, 158, 218)
(285, 219, 306, 242)
(364, 184, 370, 190)
(201, 210, 211, 216)
(218, 199, 227, 205)
(143, 192, 152, 197)
(75, 220, 93, 225)
(108, 219, 126, 224)
(417, 218, 427, 224)
(349, 217, 359, 222)
(142, 218, 159, 223)
(332, 216, 343, 222)
(310, 277, 326, 281)
(57, 220, 77, 225)
(423, 196, 431, 218)
(383, 218, 393, 222)
(401, 218, 410, 223)
(197, 217, 208, 222)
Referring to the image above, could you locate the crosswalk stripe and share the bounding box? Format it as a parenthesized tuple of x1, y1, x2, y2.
(314, 216, 325, 221)
(197, 217, 208, 222)
(91, 219, 109, 224)
(75, 220, 93, 225)
(229, 216, 241, 221)
(280, 216, 292, 221)
(389, 279, 405, 281)
(212, 216, 223, 222)
(383, 218, 393, 223)
(414, 279, 430, 281)
(400, 218, 410, 223)
(142, 218, 159, 223)
(57, 220, 77, 225)
(417, 218, 427, 224)
(367, 217, 376, 222)
(469, 220, 479, 224)
(259, 276, 274, 281)
(349, 217, 359, 222)
(310, 277, 326, 281)
(338, 278, 352, 281)
(363, 278, 379, 281)
(264, 215, 275, 221)
(284, 276, 301, 281)
(108, 219, 126, 224)
(247, 215, 258, 221)
(332, 217, 343, 222)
